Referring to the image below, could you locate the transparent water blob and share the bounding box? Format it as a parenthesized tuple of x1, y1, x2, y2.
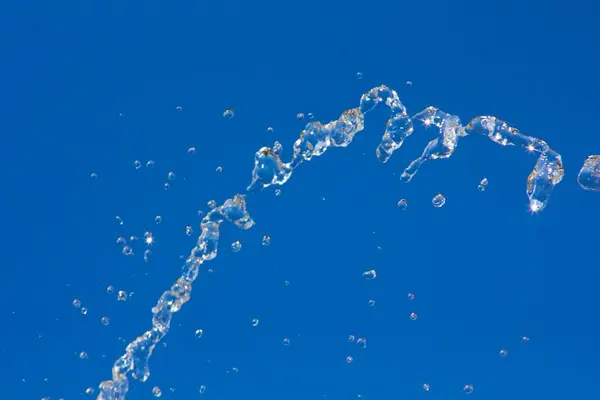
(356, 72, 363, 79)
(185, 226, 193, 236)
(154, 215, 162, 224)
(265, 126, 274, 134)
(282, 338, 291, 346)
(284, 280, 290, 286)
(231, 241, 242, 252)
(362, 269, 377, 280)
(478, 178, 488, 192)
(80, 307, 88, 315)
(252, 318, 259, 327)
(409, 312, 418, 320)
(408, 292, 415, 300)
(577, 155, 600, 191)
(89, 172, 98, 180)
(199, 385, 206, 394)
(122, 246, 133, 256)
(85, 387, 94, 396)
(356, 338, 367, 348)
(406, 80, 413, 86)
(368, 300, 376, 307)
(262, 235, 271, 246)
(397, 199, 408, 210)
(499, 348, 508, 357)
(146, 160, 155, 168)
(72, 298, 81, 308)
(296, 112, 304, 120)
(215, 166, 223, 173)
(272, 141, 283, 154)
(195, 329, 204, 338)
(117, 291, 128, 302)
(101, 316, 110, 326)
(79, 351, 88, 360)
(346, 356, 354, 363)
(207, 200, 216, 208)
(168, 172, 176, 181)
(115, 216, 123, 225)
(134, 160, 141, 169)
(422, 383, 430, 392)
(164, 183, 170, 191)
(275, 189, 281, 196)
(463, 384, 474, 394)
(106, 286, 114, 295)
(308, 112, 314, 120)
(176, 105, 182, 111)
(348, 334, 355, 342)
(152, 386, 162, 397)
(223, 109, 234, 119)
(197, 210, 204, 218)
(188, 147, 196, 155)
(521, 336, 530, 342)
(432, 194, 446, 208)
(143, 249, 151, 262)
(116, 236, 126, 245)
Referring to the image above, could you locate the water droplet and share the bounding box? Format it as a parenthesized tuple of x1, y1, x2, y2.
(101, 316, 110, 326)
(409, 312, 418, 320)
(199, 385, 206, 394)
(72, 298, 81, 308)
(297, 113, 305, 120)
(89, 172, 98, 180)
(499, 349, 508, 357)
(267, 127, 274, 133)
(85, 387, 94, 396)
(478, 177, 488, 192)
(116, 236, 126, 245)
(231, 241, 242, 252)
(80, 307, 88, 315)
(154, 215, 162, 224)
(577, 155, 600, 191)
(406, 81, 413, 86)
(197, 210, 205, 218)
(408, 292, 415, 300)
(356, 72, 363, 79)
(356, 338, 367, 348)
(463, 384, 474, 394)
(432, 194, 446, 208)
(252, 318, 259, 327)
(282, 338, 291, 346)
(79, 351, 88, 360)
(207, 200, 216, 208)
(152, 386, 162, 397)
(397, 199, 408, 210)
(362, 269, 376, 280)
(284, 280, 290, 286)
(223, 109, 234, 119)
(146, 160, 155, 168)
(117, 291, 128, 302)
(164, 183, 170, 191)
(348, 334, 355, 342)
(106, 286, 114, 295)
(176, 105, 182, 111)
(168, 172, 176, 181)
(195, 329, 204, 338)
(144, 249, 151, 262)
(115, 216, 123, 226)
(262, 235, 271, 246)
(423, 383, 430, 392)
(134, 160, 141, 169)
(521, 336, 530, 343)
(122, 246, 133, 256)
(273, 141, 283, 154)
(346, 356, 354, 363)
(308, 112, 315, 120)
(188, 147, 196, 155)
(368, 300, 376, 307)
(144, 231, 154, 245)
(215, 166, 223, 173)
(185, 226, 193, 236)
(275, 189, 281, 196)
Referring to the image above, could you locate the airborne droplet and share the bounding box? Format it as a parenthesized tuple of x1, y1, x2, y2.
(432, 194, 446, 208)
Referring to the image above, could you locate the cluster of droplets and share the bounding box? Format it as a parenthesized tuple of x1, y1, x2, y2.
(97, 84, 567, 400)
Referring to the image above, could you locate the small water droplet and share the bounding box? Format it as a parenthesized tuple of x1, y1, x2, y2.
(262, 235, 271, 246)
(282, 338, 291, 346)
(199, 385, 206, 394)
(164, 183, 170, 191)
(101, 316, 110, 326)
(273, 141, 283, 154)
(72, 299, 81, 308)
(80, 307, 88, 315)
(409, 312, 418, 320)
(346, 356, 353, 363)
(406, 81, 413, 86)
(478, 178, 488, 192)
(106, 286, 114, 295)
(267, 127, 274, 133)
(223, 109, 234, 119)
(215, 166, 223, 173)
(195, 329, 204, 338)
(499, 349, 508, 357)
(168, 172, 176, 181)
(422, 383, 430, 392)
(356, 338, 367, 348)
(521, 336, 530, 343)
(185, 226, 193, 236)
(356, 72, 363, 79)
(368, 300, 376, 307)
(134, 160, 141, 169)
(275, 189, 281, 196)
(397, 199, 408, 210)
(90, 172, 98, 180)
(85, 387, 94, 396)
(296, 113, 304, 120)
(115, 216, 123, 226)
(188, 147, 196, 155)
(348, 335, 355, 342)
(176, 105, 182, 111)
(79, 351, 88, 360)
(432, 194, 446, 208)
(207, 200, 216, 208)
(144, 249, 152, 262)
(116, 236, 126, 245)
(152, 386, 162, 397)
(231, 241, 242, 252)
(408, 292, 415, 300)
(122, 246, 133, 256)
(362, 270, 376, 280)
(146, 160, 155, 168)
(117, 291, 128, 302)
(463, 384, 474, 394)
(252, 318, 259, 327)
(154, 215, 162, 224)
(308, 112, 314, 120)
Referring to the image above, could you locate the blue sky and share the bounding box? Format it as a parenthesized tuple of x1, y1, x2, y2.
(1, 0, 599, 399)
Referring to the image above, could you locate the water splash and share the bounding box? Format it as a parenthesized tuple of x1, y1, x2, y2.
(577, 155, 600, 191)
(97, 85, 564, 399)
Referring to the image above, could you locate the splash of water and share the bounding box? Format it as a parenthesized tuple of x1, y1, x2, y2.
(577, 155, 600, 191)
(97, 85, 563, 399)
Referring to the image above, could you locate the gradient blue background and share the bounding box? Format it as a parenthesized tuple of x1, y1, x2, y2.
(1, 0, 599, 399)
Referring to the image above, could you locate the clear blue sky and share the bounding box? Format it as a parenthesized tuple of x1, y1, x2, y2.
(1, 1, 599, 399)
